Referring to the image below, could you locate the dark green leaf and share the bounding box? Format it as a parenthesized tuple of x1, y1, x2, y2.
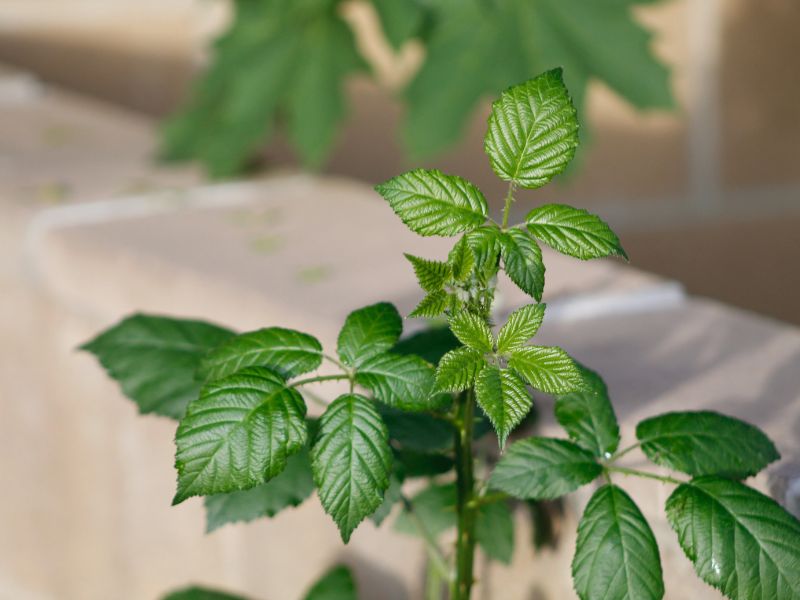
(81, 314, 234, 419)
(198, 327, 322, 382)
(356, 352, 443, 411)
(204, 447, 314, 532)
(338, 303, 402, 367)
(637, 411, 780, 479)
(485, 69, 579, 188)
(394, 449, 454, 478)
(509, 346, 586, 394)
(572, 484, 664, 600)
(448, 311, 494, 353)
(666, 477, 800, 600)
(500, 229, 545, 302)
(377, 404, 454, 452)
(475, 366, 532, 449)
(497, 303, 546, 353)
(371, 0, 425, 49)
(554, 366, 620, 457)
(173, 367, 307, 503)
(435, 347, 485, 393)
(404, 253, 451, 293)
(526, 204, 627, 260)
(476, 501, 515, 564)
(302, 565, 357, 600)
(162, 586, 247, 600)
(489, 437, 601, 500)
(312, 394, 392, 543)
(375, 169, 488, 237)
(392, 326, 460, 365)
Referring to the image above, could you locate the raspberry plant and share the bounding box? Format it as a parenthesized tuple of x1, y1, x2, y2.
(84, 70, 800, 600)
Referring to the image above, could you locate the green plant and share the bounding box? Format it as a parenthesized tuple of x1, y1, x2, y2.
(84, 70, 800, 600)
(162, 0, 673, 177)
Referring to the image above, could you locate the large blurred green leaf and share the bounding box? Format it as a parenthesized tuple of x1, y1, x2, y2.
(302, 565, 358, 600)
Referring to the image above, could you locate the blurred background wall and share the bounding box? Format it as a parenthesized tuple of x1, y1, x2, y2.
(0, 0, 798, 325)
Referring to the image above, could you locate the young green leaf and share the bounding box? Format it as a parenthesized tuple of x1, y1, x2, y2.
(81, 314, 234, 419)
(374, 169, 488, 237)
(435, 347, 485, 393)
(489, 437, 601, 500)
(666, 477, 800, 600)
(198, 327, 322, 382)
(173, 367, 308, 504)
(161, 586, 247, 600)
(509, 346, 586, 394)
(465, 225, 502, 283)
(637, 411, 780, 479)
(355, 352, 442, 411)
(203, 447, 314, 532)
(448, 236, 476, 282)
(500, 229, 545, 302)
(526, 204, 627, 260)
(484, 69, 579, 189)
(476, 501, 515, 565)
(377, 404, 455, 452)
(312, 394, 392, 543)
(554, 366, 620, 457)
(475, 366, 532, 449)
(448, 311, 494, 353)
(409, 291, 450, 319)
(497, 303, 547, 353)
(404, 254, 451, 292)
(337, 303, 402, 367)
(572, 484, 664, 600)
(302, 565, 358, 600)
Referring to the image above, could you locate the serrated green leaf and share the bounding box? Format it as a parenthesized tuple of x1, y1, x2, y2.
(526, 204, 627, 260)
(572, 484, 664, 600)
(371, 0, 425, 49)
(312, 394, 392, 543)
(636, 411, 780, 479)
(173, 367, 308, 504)
(485, 69, 579, 188)
(409, 291, 450, 319)
(161, 586, 247, 600)
(338, 303, 402, 367)
(489, 437, 601, 499)
(198, 327, 322, 382)
(464, 225, 502, 283)
(497, 303, 546, 353)
(372, 471, 404, 526)
(435, 347, 485, 393)
(377, 404, 455, 452)
(509, 346, 586, 394)
(554, 366, 620, 457)
(500, 229, 545, 302)
(394, 482, 456, 537)
(203, 446, 314, 532)
(448, 311, 494, 353)
(356, 352, 442, 411)
(476, 500, 515, 564)
(375, 169, 488, 237)
(475, 366, 532, 449)
(404, 253, 451, 292)
(666, 477, 800, 600)
(392, 326, 460, 365)
(448, 236, 476, 282)
(81, 314, 234, 419)
(302, 565, 358, 600)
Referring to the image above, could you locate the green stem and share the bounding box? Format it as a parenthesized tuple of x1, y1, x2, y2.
(453, 389, 477, 600)
(401, 495, 452, 584)
(606, 466, 685, 486)
(609, 441, 641, 463)
(501, 182, 516, 229)
(322, 353, 349, 371)
(289, 374, 349, 389)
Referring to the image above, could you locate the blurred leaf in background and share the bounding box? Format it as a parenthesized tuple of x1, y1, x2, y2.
(164, 0, 673, 177)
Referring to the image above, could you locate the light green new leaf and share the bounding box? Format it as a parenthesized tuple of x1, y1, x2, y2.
(497, 303, 546, 353)
(554, 366, 620, 457)
(162, 586, 247, 600)
(448, 311, 494, 353)
(489, 437, 601, 500)
(404, 253, 451, 292)
(356, 352, 443, 411)
(666, 477, 800, 600)
(198, 327, 322, 382)
(485, 68, 579, 188)
(312, 394, 392, 543)
(465, 225, 502, 283)
(509, 346, 586, 394)
(476, 500, 515, 564)
(637, 411, 779, 479)
(173, 367, 308, 504)
(436, 347, 485, 393)
(302, 565, 358, 600)
(448, 235, 476, 282)
(409, 291, 450, 319)
(572, 484, 664, 600)
(375, 169, 488, 237)
(81, 314, 234, 419)
(500, 229, 545, 302)
(526, 204, 627, 260)
(475, 366, 532, 449)
(203, 447, 314, 532)
(338, 302, 402, 367)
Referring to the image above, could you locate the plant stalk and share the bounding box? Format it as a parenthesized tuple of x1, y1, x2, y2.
(453, 389, 477, 600)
